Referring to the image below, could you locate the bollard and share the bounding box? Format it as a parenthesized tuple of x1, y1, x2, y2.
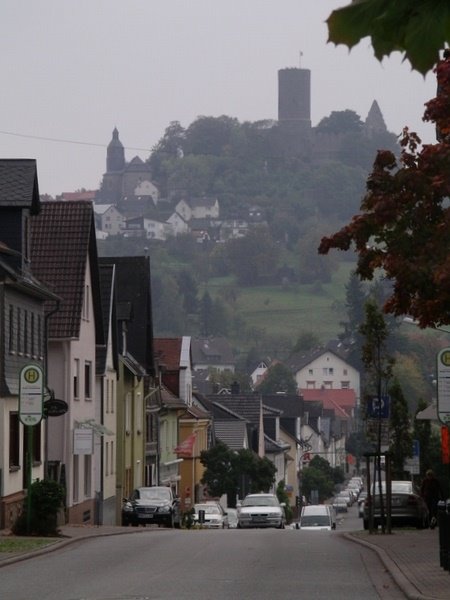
(437, 500, 450, 571)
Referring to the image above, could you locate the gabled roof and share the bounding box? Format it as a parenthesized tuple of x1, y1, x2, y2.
(30, 200, 104, 342)
(190, 197, 218, 208)
(0, 159, 40, 213)
(207, 395, 262, 426)
(286, 340, 352, 372)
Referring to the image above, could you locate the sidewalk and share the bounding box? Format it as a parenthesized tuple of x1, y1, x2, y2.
(346, 528, 449, 600)
(1, 524, 449, 599)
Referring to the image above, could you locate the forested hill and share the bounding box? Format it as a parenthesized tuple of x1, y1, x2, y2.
(147, 111, 398, 225)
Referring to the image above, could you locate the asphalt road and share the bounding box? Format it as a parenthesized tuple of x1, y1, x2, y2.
(0, 506, 405, 600)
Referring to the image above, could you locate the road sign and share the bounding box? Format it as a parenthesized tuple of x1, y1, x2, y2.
(19, 364, 44, 426)
(367, 396, 390, 419)
(437, 348, 450, 424)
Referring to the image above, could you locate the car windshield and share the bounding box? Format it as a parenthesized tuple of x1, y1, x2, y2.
(195, 505, 221, 514)
(242, 496, 279, 507)
(301, 515, 330, 526)
(372, 481, 413, 495)
(139, 488, 171, 500)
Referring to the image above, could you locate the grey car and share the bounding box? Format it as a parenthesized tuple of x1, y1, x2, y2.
(122, 486, 180, 527)
(363, 480, 429, 529)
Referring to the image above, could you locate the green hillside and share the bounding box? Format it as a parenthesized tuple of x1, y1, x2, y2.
(207, 261, 355, 350)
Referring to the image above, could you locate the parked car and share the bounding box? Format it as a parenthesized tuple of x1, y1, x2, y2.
(122, 486, 180, 527)
(193, 502, 229, 528)
(299, 504, 335, 530)
(336, 491, 354, 506)
(363, 480, 429, 529)
(332, 497, 348, 513)
(237, 493, 286, 529)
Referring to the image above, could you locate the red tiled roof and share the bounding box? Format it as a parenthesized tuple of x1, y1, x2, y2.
(300, 388, 356, 409)
(30, 200, 97, 338)
(154, 338, 182, 371)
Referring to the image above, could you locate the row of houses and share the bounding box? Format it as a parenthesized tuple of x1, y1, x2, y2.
(0, 159, 360, 529)
(91, 196, 265, 244)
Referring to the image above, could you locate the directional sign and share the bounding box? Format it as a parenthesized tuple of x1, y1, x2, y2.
(436, 348, 450, 424)
(19, 364, 44, 426)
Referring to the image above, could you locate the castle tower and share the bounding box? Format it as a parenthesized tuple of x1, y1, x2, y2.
(278, 68, 311, 132)
(106, 127, 125, 172)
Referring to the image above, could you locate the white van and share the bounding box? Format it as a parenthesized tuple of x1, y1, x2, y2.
(299, 504, 336, 530)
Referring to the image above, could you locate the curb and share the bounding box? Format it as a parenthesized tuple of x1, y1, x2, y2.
(344, 532, 438, 600)
(0, 527, 147, 569)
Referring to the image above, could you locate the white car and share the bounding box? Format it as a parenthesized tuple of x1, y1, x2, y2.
(237, 493, 286, 529)
(299, 504, 336, 531)
(193, 502, 229, 528)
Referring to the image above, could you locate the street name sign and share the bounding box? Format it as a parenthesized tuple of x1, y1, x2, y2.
(19, 364, 44, 426)
(436, 348, 450, 424)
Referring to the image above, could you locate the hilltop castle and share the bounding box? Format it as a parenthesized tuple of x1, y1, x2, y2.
(97, 67, 389, 206)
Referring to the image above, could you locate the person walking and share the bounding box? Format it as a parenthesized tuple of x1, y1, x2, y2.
(420, 469, 443, 529)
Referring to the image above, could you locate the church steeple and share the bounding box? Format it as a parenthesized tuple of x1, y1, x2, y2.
(365, 100, 387, 136)
(106, 127, 125, 172)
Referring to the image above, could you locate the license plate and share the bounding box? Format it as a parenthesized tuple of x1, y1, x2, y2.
(139, 514, 153, 518)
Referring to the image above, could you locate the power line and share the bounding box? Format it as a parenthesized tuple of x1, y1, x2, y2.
(0, 129, 152, 153)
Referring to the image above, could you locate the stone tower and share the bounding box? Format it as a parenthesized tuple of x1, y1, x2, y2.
(365, 100, 387, 137)
(277, 68, 312, 157)
(278, 68, 311, 131)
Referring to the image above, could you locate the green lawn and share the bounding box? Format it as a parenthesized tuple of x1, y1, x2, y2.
(0, 537, 57, 553)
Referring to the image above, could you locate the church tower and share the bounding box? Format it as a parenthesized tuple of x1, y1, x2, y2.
(99, 128, 125, 203)
(106, 127, 125, 172)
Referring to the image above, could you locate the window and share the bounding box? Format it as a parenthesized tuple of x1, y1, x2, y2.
(8, 305, 14, 353)
(30, 312, 35, 356)
(24, 310, 29, 355)
(308, 369, 313, 375)
(9, 413, 20, 469)
(343, 369, 348, 376)
(110, 380, 115, 414)
(110, 441, 114, 474)
(82, 284, 90, 320)
(322, 367, 334, 376)
(37, 315, 43, 358)
(17, 307, 22, 354)
(125, 392, 131, 432)
(105, 379, 109, 414)
(306, 381, 316, 389)
(341, 381, 350, 389)
(84, 362, 92, 400)
(84, 455, 91, 497)
(323, 381, 333, 389)
(105, 441, 109, 476)
(73, 359, 80, 399)
(73, 455, 79, 503)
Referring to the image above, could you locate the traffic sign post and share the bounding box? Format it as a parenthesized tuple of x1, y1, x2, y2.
(437, 348, 450, 425)
(19, 364, 44, 534)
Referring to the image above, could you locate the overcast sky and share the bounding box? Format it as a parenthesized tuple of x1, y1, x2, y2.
(0, 1, 437, 197)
